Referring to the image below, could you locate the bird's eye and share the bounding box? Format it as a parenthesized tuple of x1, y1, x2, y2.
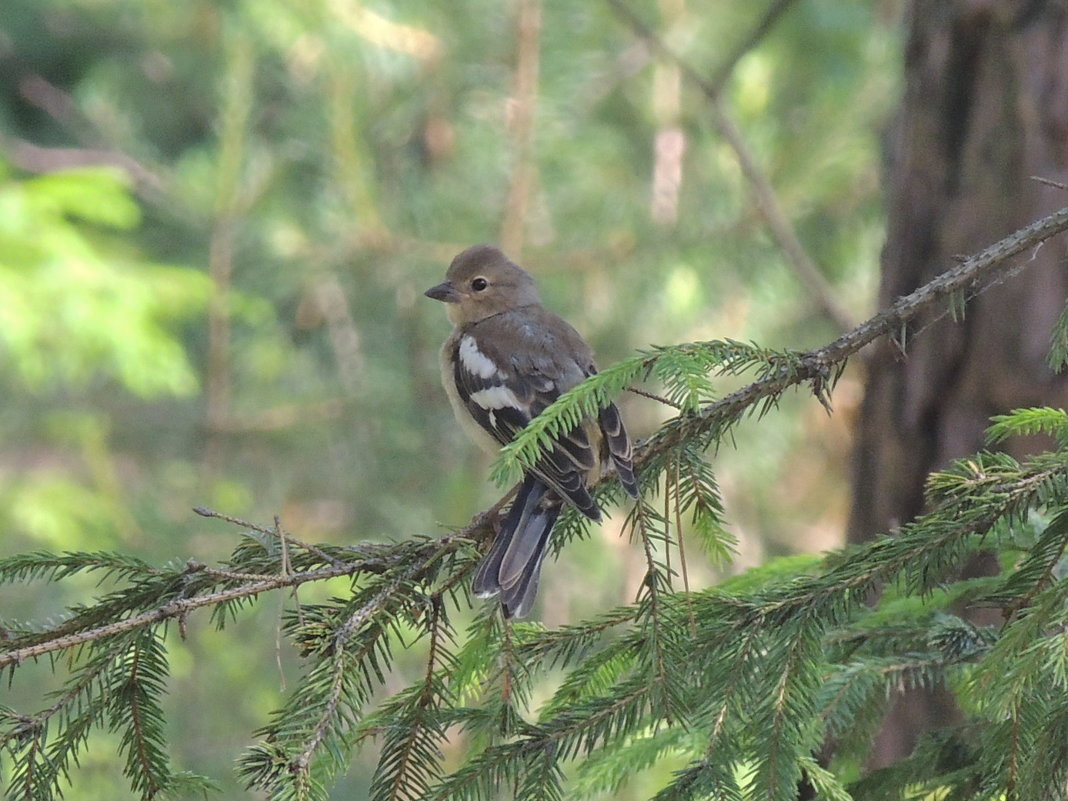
(471, 277, 489, 292)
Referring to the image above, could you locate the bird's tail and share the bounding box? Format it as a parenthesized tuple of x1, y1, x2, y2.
(472, 474, 562, 619)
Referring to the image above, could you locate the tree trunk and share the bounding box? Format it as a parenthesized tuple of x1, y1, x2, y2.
(847, 0, 1068, 769)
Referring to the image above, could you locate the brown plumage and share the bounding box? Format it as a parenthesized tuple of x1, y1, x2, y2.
(425, 245, 638, 618)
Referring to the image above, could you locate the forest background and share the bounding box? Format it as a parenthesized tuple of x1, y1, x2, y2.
(2, 1, 1065, 799)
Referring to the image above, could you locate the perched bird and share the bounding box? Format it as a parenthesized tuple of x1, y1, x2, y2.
(425, 245, 639, 618)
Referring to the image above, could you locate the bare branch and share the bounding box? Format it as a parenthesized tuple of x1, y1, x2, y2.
(1031, 175, 1068, 192)
(194, 506, 345, 567)
(707, 0, 801, 95)
(607, 0, 855, 332)
(3, 136, 165, 192)
(625, 384, 684, 409)
(500, 0, 543, 257)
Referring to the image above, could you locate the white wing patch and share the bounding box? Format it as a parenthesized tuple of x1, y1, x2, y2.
(459, 335, 499, 379)
(469, 385, 523, 411)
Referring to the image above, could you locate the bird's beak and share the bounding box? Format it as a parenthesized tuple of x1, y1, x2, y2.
(424, 281, 460, 303)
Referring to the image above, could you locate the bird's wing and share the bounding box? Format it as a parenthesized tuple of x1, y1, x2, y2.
(597, 399, 639, 498)
(451, 316, 601, 520)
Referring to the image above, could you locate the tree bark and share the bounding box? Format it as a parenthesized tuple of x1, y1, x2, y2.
(848, 0, 1068, 769)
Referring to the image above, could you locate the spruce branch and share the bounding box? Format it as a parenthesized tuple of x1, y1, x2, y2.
(0, 648, 113, 798)
(629, 500, 681, 722)
(366, 597, 454, 801)
(3, 209, 1068, 800)
(292, 561, 426, 777)
(0, 561, 339, 669)
(426, 675, 660, 801)
(492, 204, 1068, 493)
(473, 182, 1048, 513)
(113, 631, 173, 798)
(0, 532, 472, 670)
(639, 202, 1068, 469)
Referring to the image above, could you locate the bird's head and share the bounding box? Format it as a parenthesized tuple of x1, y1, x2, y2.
(425, 245, 541, 326)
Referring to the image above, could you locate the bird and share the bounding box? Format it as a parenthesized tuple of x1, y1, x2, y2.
(425, 244, 639, 618)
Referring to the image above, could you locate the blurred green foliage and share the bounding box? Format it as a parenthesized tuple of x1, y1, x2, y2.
(0, 0, 901, 796)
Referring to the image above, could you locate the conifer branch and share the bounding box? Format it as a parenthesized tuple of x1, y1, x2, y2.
(637, 203, 1068, 468)
(368, 597, 452, 801)
(630, 500, 680, 725)
(4, 208, 1068, 800)
(0, 535, 469, 670)
(493, 204, 1068, 491)
(293, 558, 425, 779)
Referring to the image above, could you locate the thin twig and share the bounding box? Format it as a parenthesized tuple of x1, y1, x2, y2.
(275, 515, 297, 690)
(1031, 175, 1068, 192)
(275, 516, 307, 625)
(194, 506, 344, 567)
(706, 0, 801, 95)
(672, 458, 697, 636)
(626, 385, 683, 409)
(277, 516, 292, 580)
(607, 0, 855, 332)
(193, 506, 277, 536)
(663, 466, 673, 581)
